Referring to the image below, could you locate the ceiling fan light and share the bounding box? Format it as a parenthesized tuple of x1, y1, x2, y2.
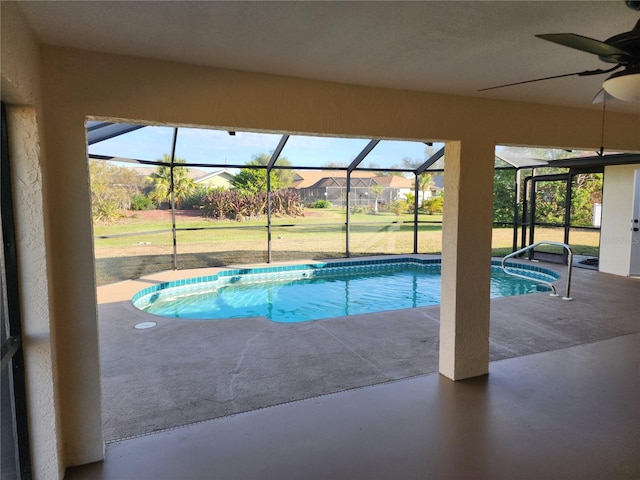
(602, 69, 640, 102)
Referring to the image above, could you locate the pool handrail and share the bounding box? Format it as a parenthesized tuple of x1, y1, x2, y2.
(501, 241, 573, 300)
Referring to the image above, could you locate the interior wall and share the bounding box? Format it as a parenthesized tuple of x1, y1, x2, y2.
(600, 164, 639, 276)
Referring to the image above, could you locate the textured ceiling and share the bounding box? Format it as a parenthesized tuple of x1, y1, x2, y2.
(17, 1, 640, 114)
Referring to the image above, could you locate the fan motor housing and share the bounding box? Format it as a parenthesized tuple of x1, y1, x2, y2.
(601, 30, 640, 64)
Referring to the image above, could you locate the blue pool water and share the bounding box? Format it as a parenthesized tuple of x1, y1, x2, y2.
(132, 258, 558, 323)
(132, 258, 559, 323)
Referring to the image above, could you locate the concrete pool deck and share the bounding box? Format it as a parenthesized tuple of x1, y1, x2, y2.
(97, 256, 640, 442)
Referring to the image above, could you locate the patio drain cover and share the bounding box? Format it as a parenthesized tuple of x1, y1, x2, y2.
(134, 322, 156, 330)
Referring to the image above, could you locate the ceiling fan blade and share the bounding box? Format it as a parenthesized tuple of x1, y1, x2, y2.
(478, 65, 620, 92)
(536, 33, 631, 60)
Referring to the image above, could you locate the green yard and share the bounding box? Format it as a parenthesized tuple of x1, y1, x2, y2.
(93, 208, 599, 285)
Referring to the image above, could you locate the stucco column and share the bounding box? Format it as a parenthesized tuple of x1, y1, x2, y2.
(439, 139, 495, 380)
(39, 110, 104, 467)
(7, 106, 64, 479)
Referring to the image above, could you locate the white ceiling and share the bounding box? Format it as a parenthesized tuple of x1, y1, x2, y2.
(17, 1, 640, 114)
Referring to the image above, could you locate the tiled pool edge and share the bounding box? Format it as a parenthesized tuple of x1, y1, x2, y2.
(131, 256, 560, 309)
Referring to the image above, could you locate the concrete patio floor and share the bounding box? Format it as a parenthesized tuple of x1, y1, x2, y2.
(66, 333, 640, 480)
(96, 256, 640, 442)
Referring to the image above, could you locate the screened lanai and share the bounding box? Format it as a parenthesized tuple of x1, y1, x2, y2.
(88, 122, 449, 284)
(494, 148, 640, 267)
(87, 121, 636, 285)
(86, 121, 640, 447)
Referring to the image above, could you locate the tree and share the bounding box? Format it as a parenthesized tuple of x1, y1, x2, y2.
(148, 154, 196, 208)
(322, 162, 348, 168)
(89, 160, 142, 221)
(387, 169, 405, 177)
(401, 156, 422, 171)
(366, 161, 381, 172)
(402, 145, 438, 172)
(370, 184, 385, 213)
(493, 169, 516, 224)
(272, 157, 295, 189)
(536, 177, 565, 224)
(571, 173, 602, 226)
(417, 173, 435, 206)
(400, 148, 442, 212)
(534, 172, 602, 226)
(231, 153, 293, 194)
(496, 147, 603, 227)
(231, 168, 274, 194)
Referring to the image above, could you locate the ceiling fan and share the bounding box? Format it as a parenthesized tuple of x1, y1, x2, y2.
(481, 1, 640, 102)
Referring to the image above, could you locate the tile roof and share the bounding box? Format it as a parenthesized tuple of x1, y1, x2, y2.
(291, 170, 377, 188)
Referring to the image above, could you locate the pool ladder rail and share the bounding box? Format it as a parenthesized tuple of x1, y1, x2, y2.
(501, 241, 573, 301)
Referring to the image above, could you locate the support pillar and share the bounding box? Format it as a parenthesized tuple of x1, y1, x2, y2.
(439, 140, 495, 380)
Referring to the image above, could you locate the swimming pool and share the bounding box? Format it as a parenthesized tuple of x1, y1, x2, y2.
(132, 257, 559, 323)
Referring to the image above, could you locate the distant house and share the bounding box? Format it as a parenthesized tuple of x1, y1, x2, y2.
(124, 166, 235, 193)
(292, 170, 414, 207)
(192, 168, 235, 189)
(373, 175, 415, 202)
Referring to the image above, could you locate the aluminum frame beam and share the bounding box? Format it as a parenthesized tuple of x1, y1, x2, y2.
(86, 122, 145, 145)
(415, 146, 445, 175)
(347, 140, 379, 173)
(267, 135, 289, 171)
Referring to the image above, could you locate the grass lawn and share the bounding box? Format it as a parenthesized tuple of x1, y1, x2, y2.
(93, 208, 600, 285)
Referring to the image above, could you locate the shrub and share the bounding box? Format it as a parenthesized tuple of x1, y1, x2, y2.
(92, 199, 124, 223)
(389, 199, 409, 216)
(181, 186, 210, 210)
(312, 199, 332, 209)
(423, 196, 444, 214)
(404, 193, 415, 205)
(130, 193, 155, 211)
(202, 188, 303, 220)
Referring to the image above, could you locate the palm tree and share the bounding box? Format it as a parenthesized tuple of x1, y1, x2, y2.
(148, 154, 195, 208)
(418, 173, 435, 206)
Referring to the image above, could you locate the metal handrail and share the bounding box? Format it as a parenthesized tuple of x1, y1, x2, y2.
(501, 241, 573, 300)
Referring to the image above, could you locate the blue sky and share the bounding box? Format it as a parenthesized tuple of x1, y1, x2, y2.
(88, 125, 441, 170)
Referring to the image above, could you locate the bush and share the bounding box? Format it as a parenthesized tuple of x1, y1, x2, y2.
(202, 188, 304, 220)
(93, 199, 124, 223)
(404, 193, 415, 205)
(130, 193, 155, 211)
(181, 186, 210, 210)
(312, 199, 332, 209)
(389, 199, 409, 216)
(423, 196, 444, 215)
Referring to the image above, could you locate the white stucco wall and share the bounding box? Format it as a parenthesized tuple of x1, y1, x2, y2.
(1, 3, 66, 479)
(600, 165, 640, 276)
(7, 106, 62, 480)
(0, 2, 40, 106)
